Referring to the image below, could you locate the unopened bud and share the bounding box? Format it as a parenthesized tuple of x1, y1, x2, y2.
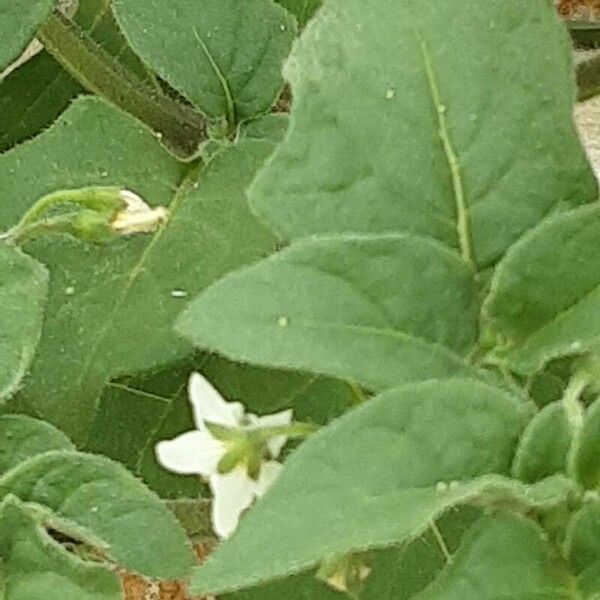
(69, 210, 118, 244)
(111, 190, 168, 235)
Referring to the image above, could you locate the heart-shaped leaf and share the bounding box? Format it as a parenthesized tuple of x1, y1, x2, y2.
(249, 0, 596, 268)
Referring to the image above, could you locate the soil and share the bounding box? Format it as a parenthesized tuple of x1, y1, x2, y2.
(558, 0, 600, 19)
(122, 542, 215, 600)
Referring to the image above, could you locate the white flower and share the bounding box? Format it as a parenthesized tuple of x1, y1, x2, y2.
(156, 373, 292, 539)
(111, 189, 168, 235)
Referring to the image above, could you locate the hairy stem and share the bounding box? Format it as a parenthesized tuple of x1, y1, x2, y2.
(38, 11, 208, 157)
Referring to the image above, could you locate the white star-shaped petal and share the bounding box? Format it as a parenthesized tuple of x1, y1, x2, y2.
(156, 372, 291, 538)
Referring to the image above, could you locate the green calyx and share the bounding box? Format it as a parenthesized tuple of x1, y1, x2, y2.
(207, 420, 319, 479)
(2, 186, 125, 245)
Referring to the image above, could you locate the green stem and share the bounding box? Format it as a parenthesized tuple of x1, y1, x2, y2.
(37, 11, 208, 158)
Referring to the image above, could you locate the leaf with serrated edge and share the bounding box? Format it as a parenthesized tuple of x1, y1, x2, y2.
(249, 0, 596, 269)
(189, 379, 557, 595)
(0, 450, 195, 580)
(0, 245, 47, 402)
(0, 0, 55, 72)
(415, 514, 571, 599)
(0, 98, 282, 443)
(485, 205, 600, 375)
(0, 495, 122, 600)
(179, 234, 480, 392)
(112, 0, 296, 122)
(0, 415, 73, 476)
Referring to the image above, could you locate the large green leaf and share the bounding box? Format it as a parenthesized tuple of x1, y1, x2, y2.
(512, 401, 573, 484)
(565, 502, 600, 596)
(0, 450, 195, 579)
(0, 415, 73, 476)
(573, 396, 600, 489)
(0, 0, 55, 72)
(484, 205, 600, 375)
(112, 0, 296, 123)
(190, 378, 537, 595)
(249, 0, 596, 268)
(415, 514, 570, 599)
(0, 98, 282, 442)
(0, 245, 47, 401)
(179, 234, 479, 391)
(0, 495, 122, 600)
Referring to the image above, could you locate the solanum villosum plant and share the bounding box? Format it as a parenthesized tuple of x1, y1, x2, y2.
(0, 0, 599, 598)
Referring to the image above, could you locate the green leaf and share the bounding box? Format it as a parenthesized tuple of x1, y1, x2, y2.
(249, 0, 596, 268)
(275, 0, 322, 27)
(0, 495, 122, 600)
(0, 244, 47, 401)
(190, 378, 535, 595)
(415, 514, 571, 599)
(573, 397, 600, 489)
(565, 501, 600, 596)
(361, 507, 481, 600)
(0, 52, 81, 153)
(0, 98, 281, 442)
(112, 0, 297, 123)
(484, 205, 600, 375)
(512, 402, 573, 484)
(200, 355, 356, 421)
(0, 450, 195, 580)
(223, 573, 341, 600)
(0, 0, 153, 153)
(0, 415, 73, 476)
(179, 234, 480, 391)
(0, 0, 55, 72)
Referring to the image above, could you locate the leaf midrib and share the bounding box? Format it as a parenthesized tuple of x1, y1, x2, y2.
(415, 29, 474, 267)
(71, 169, 196, 433)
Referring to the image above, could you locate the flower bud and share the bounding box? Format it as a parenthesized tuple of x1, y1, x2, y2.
(110, 190, 168, 235)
